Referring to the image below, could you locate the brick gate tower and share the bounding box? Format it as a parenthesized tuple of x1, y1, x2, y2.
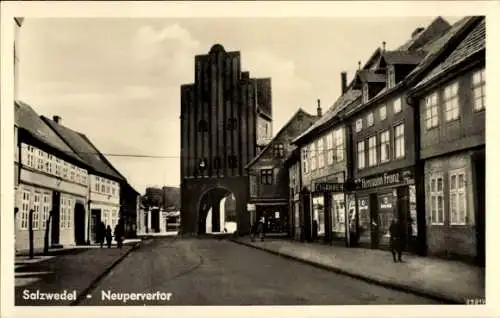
(180, 44, 272, 236)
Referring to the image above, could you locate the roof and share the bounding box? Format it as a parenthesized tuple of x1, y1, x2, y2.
(414, 17, 485, 90)
(356, 70, 386, 83)
(14, 101, 85, 164)
(381, 50, 427, 65)
(292, 88, 362, 144)
(397, 17, 452, 51)
(406, 16, 475, 82)
(42, 116, 125, 181)
(245, 108, 316, 169)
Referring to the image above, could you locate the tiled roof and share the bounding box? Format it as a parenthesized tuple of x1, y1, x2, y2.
(246, 108, 316, 168)
(42, 116, 125, 181)
(397, 17, 451, 51)
(292, 88, 362, 144)
(14, 101, 85, 164)
(414, 18, 485, 89)
(406, 17, 474, 80)
(381, 50, 427, 65)
(356, 70, 386, 83)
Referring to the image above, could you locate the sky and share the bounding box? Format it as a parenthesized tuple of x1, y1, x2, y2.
(17, 16, 461, 194)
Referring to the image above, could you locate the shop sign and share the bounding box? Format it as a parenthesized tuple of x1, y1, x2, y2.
(379, 195, 393, 209)
(358, 198, 369, 211)
(356, 168, 413, 190)
(315, 182, 344, 193)
(247, 203, 256, 211)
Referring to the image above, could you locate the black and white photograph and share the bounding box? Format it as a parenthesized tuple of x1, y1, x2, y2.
(1, 1, 498, 317)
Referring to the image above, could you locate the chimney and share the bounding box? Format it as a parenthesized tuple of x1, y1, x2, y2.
(316, 99, 322, 117)
(411, 27, 425, 38)
(53, 115, 61, 124)
(358, 61, 362, 70)
(341, 72, 347, 94)
(382, 41, 386, 52)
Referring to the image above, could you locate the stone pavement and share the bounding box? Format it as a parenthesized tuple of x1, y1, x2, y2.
(232, 238, 485, 304)
(15, 240, 141, 306)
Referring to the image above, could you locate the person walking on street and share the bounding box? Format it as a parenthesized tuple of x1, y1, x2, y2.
(97, 221, 106, 248)
(257, 216, 265, 242)
(250, 221, 257, 242)
(105, 225, 113, 248)
(389, 217, 404, 262)
(114, 221, 124, 249)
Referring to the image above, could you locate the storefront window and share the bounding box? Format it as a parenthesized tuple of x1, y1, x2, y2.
(409, 185, 417, 236)
(377, 193, 394, 245)
(312, 196, 325, 235)
(331, 193, 345, 236)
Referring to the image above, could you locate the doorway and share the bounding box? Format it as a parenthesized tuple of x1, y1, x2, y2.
(90, 209, 101, 243)
(74, 203, 86, 245)
(473, 151, 485, 266)
(51, 192, 61, 246)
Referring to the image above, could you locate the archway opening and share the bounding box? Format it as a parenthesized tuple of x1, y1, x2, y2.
(198, 188, 237, 235)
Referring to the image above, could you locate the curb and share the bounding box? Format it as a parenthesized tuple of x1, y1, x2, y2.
(230, 239, 461, 304)
(70, 241, 142, 305)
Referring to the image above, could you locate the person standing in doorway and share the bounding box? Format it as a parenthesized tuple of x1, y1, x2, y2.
(389, 218, 404, 262)
(257, 216, 265, 242)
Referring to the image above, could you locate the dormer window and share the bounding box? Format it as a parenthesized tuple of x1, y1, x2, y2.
(362, 84, 369, 103)
(367, 112, 374, 127)
(387, 65, 396, 88)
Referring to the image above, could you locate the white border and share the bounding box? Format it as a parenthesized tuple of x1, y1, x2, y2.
(2, 1, 499, 318)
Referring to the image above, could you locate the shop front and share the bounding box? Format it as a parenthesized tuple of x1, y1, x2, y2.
(352, 167, 417, 251)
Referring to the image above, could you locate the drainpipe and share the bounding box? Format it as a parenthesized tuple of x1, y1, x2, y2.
(86, 174, 91, 245)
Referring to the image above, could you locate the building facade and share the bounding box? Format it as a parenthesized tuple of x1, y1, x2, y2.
(408, 17, 485, 264)
(246, 108, 319, 235)
(15, 101, 90, 250)
(42, 115, 127, 244)
(180, 44, 272, 236)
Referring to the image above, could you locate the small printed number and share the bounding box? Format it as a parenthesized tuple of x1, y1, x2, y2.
(465, 297, 485, 305)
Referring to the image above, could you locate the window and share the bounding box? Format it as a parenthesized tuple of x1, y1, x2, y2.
(60, 197, 73, 229)
(101, 182, 106, 193)
(380, 130, 390, 163)
(313, 196, 325, 235)
(449, 169, 467, 225)
(70, 165, 76, 181)
(429, 175, 444, 225)
(317, 139, 324, 169)
(95, 177, 100, 192)
(367, 112, 374, 127)
(227, 118, 237, 130)
(82, 171, 87, 185)
(368, 136, 377, 167)
(46, 155, 53, 174)
(228, 155, 237, 168)
(425, 92, 439, 129)
(310, 143, 316, 171)
(357, 141, 365, 169)
(362, 84, 369, 103)
(355, 119, 363, 132)
(20, 190, 30, 229)
(388, 66, 395, 88)
(393, 97, 402, 114)
(379, 105, 387, 121)
(27, 145, 35, 168)
(444, 82, 459, 121)
(472, 68, 485, 111)
(260, 169, 273, 185)
(62, 162, 68, 179)
(55, 158, 61, 176)
(334, 128, 344, 162)
(41, 193, 51, 229)
(302, 149, 309, 174)
(394, 123, 405, 159)
(273, 144, 285, 157)
(37, 150, 45, 171)
(31, 193, 41, 230)
(326, 132, 334, 165)
(198, 120, 208, 132)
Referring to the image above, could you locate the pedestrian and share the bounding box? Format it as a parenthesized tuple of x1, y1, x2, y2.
(98, 221, 106, 248)
(250, 221, 257, 242)
(312, 220, 318, 242)
(114, 221, 124, 249)
(105, 225, 113, 248)
(257, 216, 265, 241)
(389, 217, 404, 262)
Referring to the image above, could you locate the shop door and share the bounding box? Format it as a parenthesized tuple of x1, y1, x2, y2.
(51, 192, 61, 245)
(152, 209, 160, 233)
(302, 189, 312, 242)
(74, 202, 86, 245)
(369, 194, 379, 248)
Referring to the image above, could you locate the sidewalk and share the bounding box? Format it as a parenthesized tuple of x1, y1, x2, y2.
(15, 240, 141, 306)
(232, 238, 485, 304)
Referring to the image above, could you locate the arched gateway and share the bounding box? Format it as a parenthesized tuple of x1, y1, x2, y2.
(179, 44, 273, 236)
